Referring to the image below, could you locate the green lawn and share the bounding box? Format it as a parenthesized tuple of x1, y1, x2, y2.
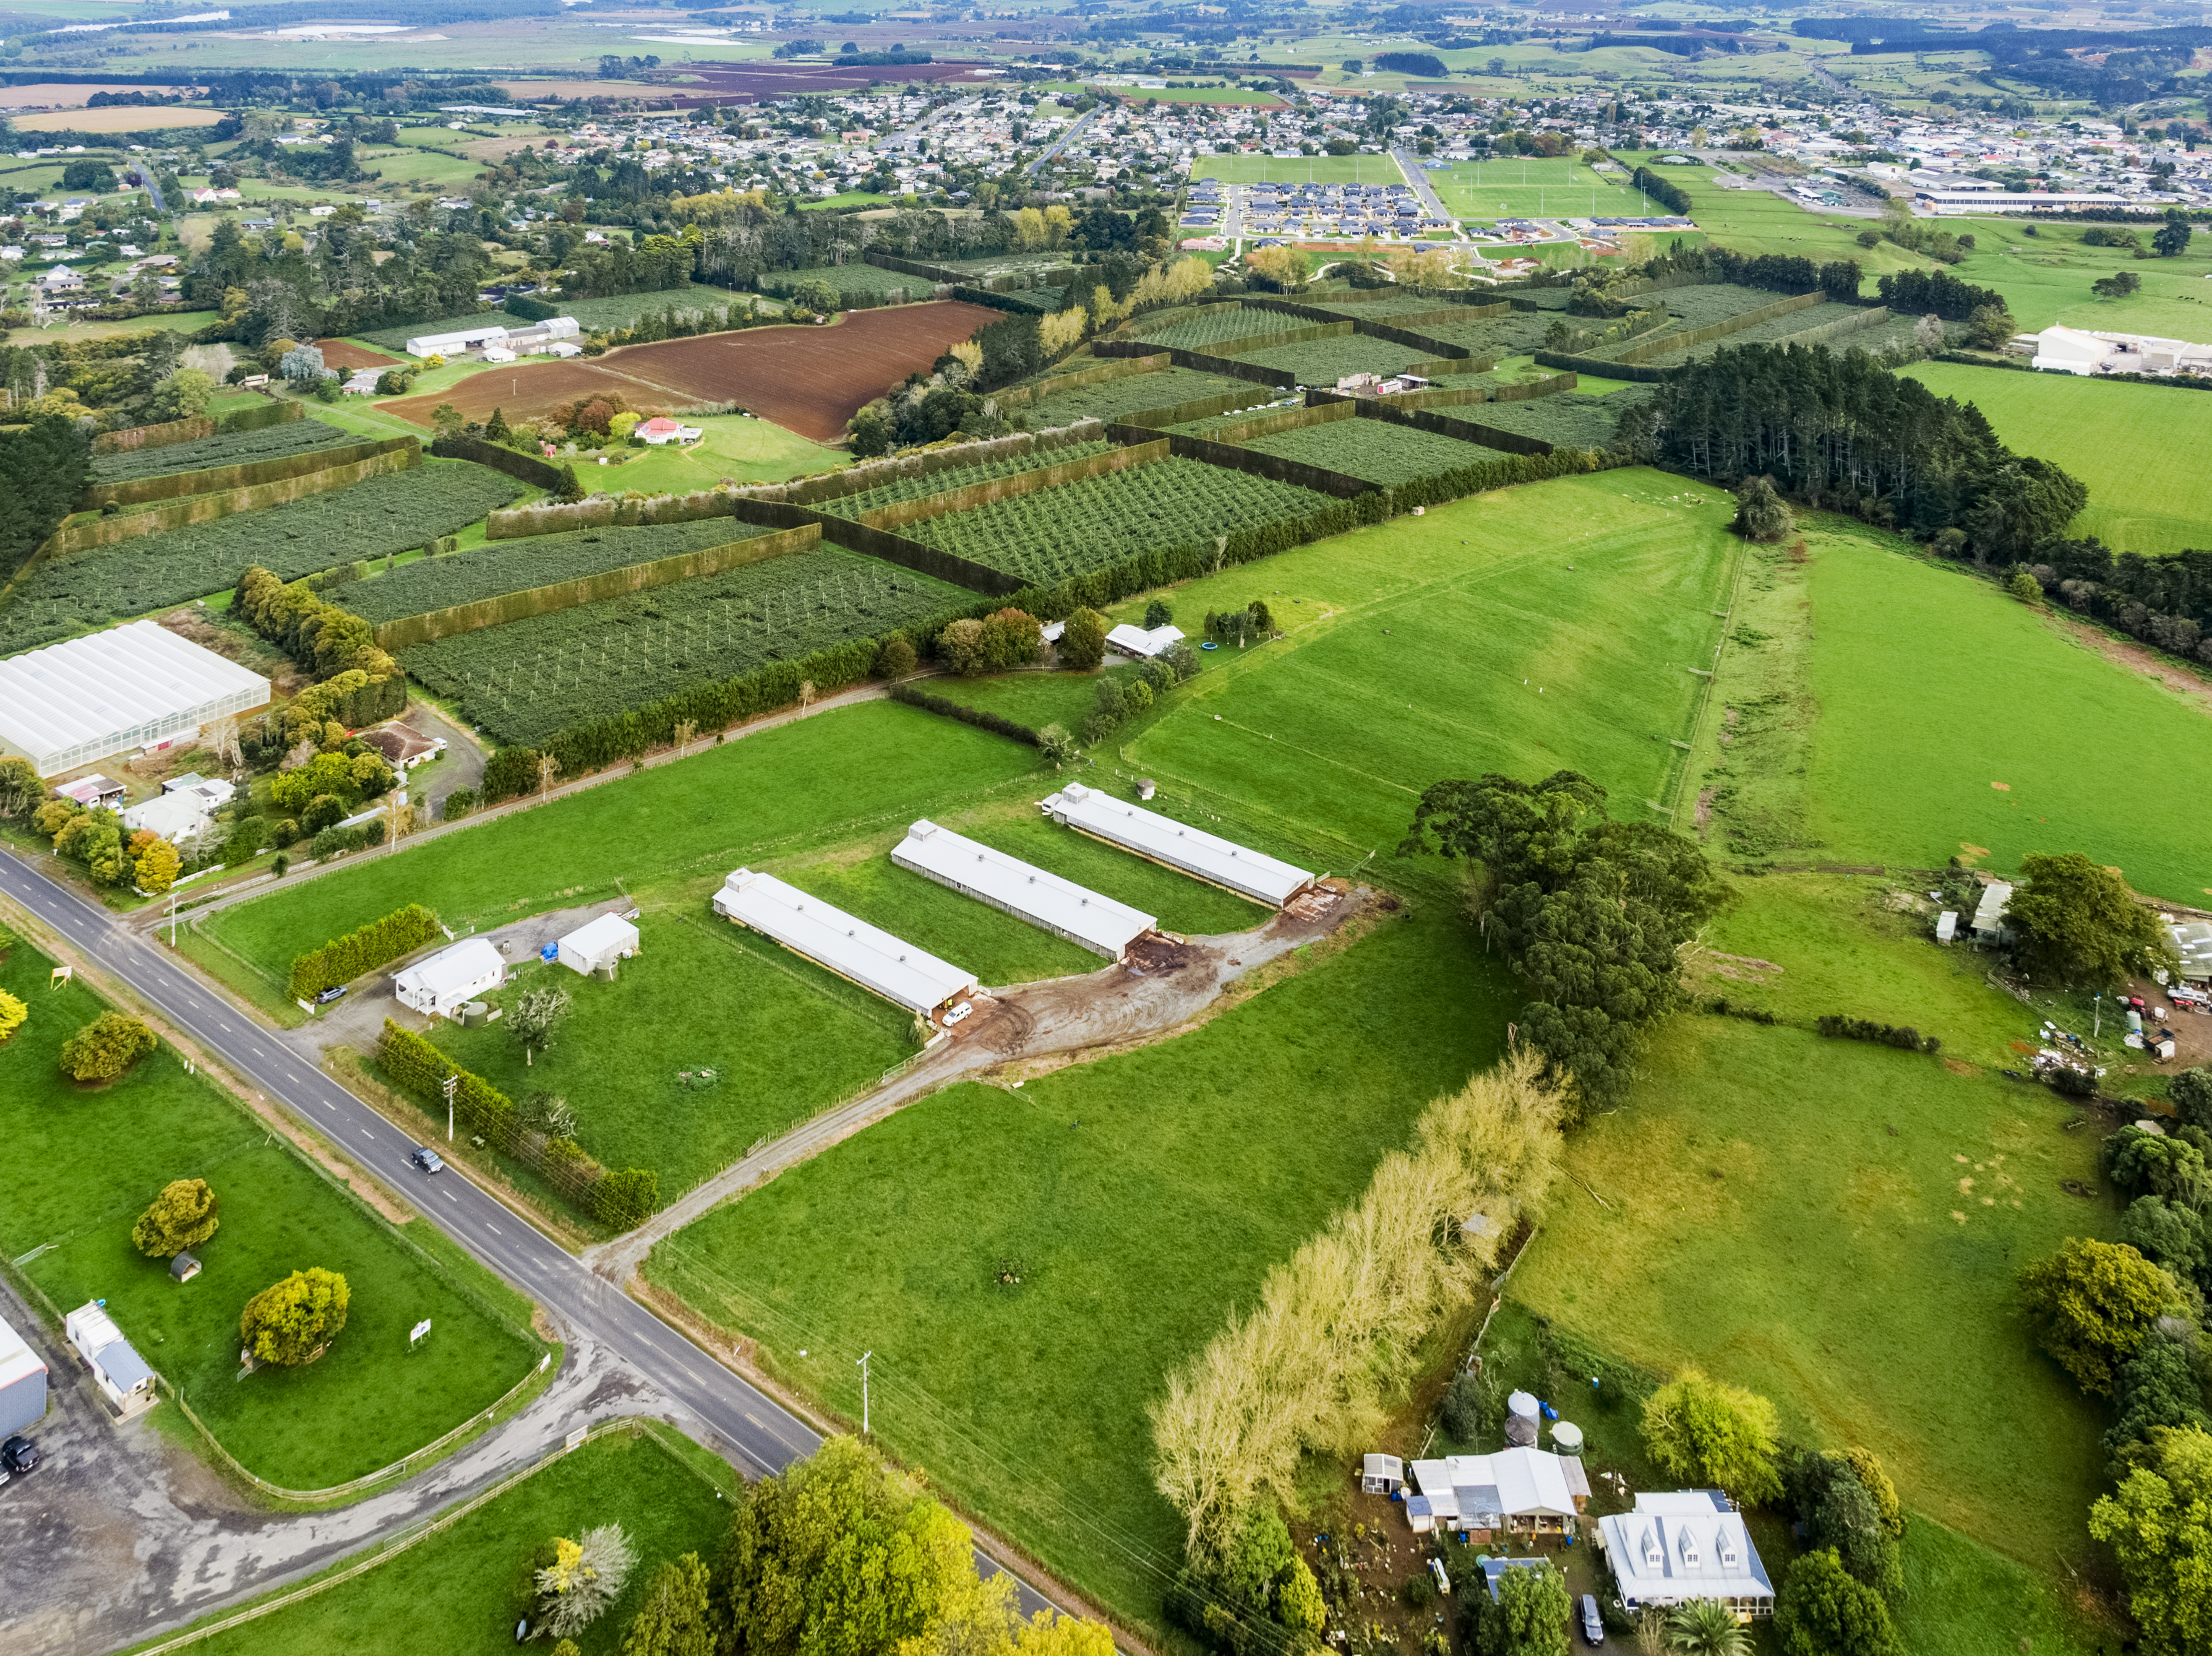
(171, 1425, 736, 1656)
(1900, 363, 2212, 556)
(646, 902, 1518, 1627)
(1113, 469, 1739, 872)
(1514, 1009, 2113, 1574)
(203, 702, 1055, 989)
(415, 913, 916, 1201)
(1189, 154, 1409, 185)
(926, 670, 1103, 737)
(1794, 529, 2212, 903)
(0, 940, 543, 1490)
(572, 413, 841, 495)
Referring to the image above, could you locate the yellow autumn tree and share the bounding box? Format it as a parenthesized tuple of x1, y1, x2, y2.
(134, 836, 181, 895)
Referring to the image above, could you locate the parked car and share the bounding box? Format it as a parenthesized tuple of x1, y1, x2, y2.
(1580, 1594, 1604, 1647)
(943, 1002, 973, 1026)
(315, 984, 348, 1005)
(410, 1146, 445, 1174)
(2, 1435, 39, 1474)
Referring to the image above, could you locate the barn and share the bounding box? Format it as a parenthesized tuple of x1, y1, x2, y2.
(892, 819, 1156, 961)
(1038, 784, 1314, 907)
(712, 867, 975, 1018)
(0, 620, 269, 778)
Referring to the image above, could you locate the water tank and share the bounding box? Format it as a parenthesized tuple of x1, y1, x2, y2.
(1507, 1390, 1540, 1422)
(1551, 1420, 1584, 1457)
(1503, 1412, 1539, 1447)
(461, 1000, 489, 1028)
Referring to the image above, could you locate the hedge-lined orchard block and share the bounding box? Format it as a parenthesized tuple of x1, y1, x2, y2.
(46, 442, 422, 554)
(289, 903, 442, 1000)
(83, 435, 418, 510)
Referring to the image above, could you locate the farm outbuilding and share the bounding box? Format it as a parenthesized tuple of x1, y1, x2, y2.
(713, 867, 976, 1017)
(1407, 1448, 1589, 1539)
(0, 620, 270, 778)
(557, 912, 639, 977)
(892, 820, 1156, 961)
(1971, 882, 2015, 945)
(392, 937, 505, 1018)
(64, 1302, 156, 1419)
(1038, 784, 1314, 907)
(0, 1307, 47, 1438)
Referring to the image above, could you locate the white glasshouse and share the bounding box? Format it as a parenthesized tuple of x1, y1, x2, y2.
(0, 620, 270, 777)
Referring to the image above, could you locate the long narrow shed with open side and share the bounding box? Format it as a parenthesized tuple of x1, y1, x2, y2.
(712, 867, 976, 1016)
(1038, 783, 1313, 907)
(893, 819, 1156, 961)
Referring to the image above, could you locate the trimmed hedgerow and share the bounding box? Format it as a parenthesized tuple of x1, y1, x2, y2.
(286, 903, 438, 1001)
(89, 417, 358, 484)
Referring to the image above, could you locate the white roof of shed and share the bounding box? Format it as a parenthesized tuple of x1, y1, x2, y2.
(0, 620, 269, 776)
(1409, 1448, 1581, 1520)
(559, 911, 639, 956)
(893, 819, 1154, 958)
(1039, 783, 1312, 906)
(391, 936, 503, 998)
(0, 1307, 44, 1393)
(712, 867, 975, 1013)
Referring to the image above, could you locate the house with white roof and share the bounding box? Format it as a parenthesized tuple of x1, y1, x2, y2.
(64, 1301, 157, 1419)
(1598, 1491, 1775, 1617)
(1406, 1447, 1590, 1539)
(392, 936, 506, 1017)
(1103, 622, 1185, 659)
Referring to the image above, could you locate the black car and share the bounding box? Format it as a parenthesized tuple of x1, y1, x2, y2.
(1579, 1594, 1604, 1647)
(2, 1435, 39, 1474)
(411, 1146, 446, 1174)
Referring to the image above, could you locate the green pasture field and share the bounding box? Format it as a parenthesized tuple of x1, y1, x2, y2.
(919, 670, 1104, 737)
(165, 1425, 736, 1656)
(1426, 156, 1629, 224)
(1938, 215, 2212, 338)
(1099, 468, 1735, 867)
(1689, 508, 2212, 903)
(797, 191, 900, 211)
(1608, 153, 1929, 279)
(1189, 154, 1409, 185)
(399, 546, 974, 748)
(1900, 363, 2212, 556)
(0, 939, 543, 1490)
(645, 901, 1518, 1626)
(417, 910, 915, 1201)
(350, 145, 488, 192)
(200, 702, 1056, 1001)
(21, 308, 220, 346)
(1514, 1000, 2113, 1574)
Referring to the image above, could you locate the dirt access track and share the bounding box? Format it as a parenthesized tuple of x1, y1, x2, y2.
(381, 302, 999, 441)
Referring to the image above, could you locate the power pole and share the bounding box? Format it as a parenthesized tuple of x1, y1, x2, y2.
(857, 1350, 871, 1435)
(442, 1073, 459, 1142)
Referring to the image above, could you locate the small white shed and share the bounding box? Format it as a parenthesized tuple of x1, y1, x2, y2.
(557, 912, 639, 977)
(392, 936, 504, 1017)
(65, 1302, 157, 1418)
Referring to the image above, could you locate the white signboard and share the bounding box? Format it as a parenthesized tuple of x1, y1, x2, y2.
(410, 1318, 433, 1346)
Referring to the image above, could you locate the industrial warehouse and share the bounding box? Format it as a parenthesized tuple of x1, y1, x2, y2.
(1038, 784, 1315, 907)
(892, 819, 1158, 962)
(0, 620, 269, 777)
(713, 867, 977, 1019)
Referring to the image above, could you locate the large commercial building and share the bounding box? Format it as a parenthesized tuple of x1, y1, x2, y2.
(893, 819, 1156, 961)
(0, 620, 270, 778)
(713, 867, 976, 1016)
(1038, 783, 1313, 907)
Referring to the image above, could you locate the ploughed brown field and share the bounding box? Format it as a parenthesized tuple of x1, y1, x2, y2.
(316, 337, 403, 371)
(380, 302, 998, 440)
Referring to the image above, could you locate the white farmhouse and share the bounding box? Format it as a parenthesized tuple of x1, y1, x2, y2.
(1598, 1491, 1776, 1617)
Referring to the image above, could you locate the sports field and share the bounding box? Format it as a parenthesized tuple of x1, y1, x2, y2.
(0, 939, 543, 1490)
(1427, 156, 1631, 222)
(1901, 363, 2212, 555)
(1189, 154, 1408, 185)
(171, 1425, 736, 1656)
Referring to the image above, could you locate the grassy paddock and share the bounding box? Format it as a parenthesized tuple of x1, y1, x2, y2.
(1514, 1010, 2112, 1571)
(647, 904, 1516, 1626)
(1189, 154, 1409, 185)
(170, 1424, 736, 1656)
(0, 939, 541, 1490)
(1901, 363, 2212, 556)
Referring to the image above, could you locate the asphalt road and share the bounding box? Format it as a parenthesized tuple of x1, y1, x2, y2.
(0, 846, 1063, 1622)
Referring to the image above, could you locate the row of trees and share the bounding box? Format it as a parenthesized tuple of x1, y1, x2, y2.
(287, 901, 440, 1001)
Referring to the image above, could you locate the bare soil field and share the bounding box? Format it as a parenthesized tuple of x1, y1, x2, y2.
(17, 105, 226, 130)
(0, 83, 205, 109)
(379, 302, 999, 440)
(316, 337, 402, 371)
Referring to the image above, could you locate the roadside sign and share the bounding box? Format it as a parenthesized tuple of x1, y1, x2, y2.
(410, 1318, 433, 1348)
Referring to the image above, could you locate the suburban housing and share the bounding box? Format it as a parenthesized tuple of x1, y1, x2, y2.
(1597, 1490, 1776, 1617)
